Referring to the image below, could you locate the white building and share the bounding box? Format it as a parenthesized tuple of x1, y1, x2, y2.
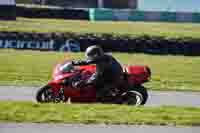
(0, 0, 15, 5)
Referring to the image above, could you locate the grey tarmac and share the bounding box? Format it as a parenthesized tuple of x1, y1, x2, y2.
(0, 86, 200, 106)
(0, 86, 200, 132)
(0, 123, 200, 133)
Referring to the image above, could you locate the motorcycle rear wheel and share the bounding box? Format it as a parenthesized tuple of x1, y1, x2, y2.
(121, 86, 148, 106)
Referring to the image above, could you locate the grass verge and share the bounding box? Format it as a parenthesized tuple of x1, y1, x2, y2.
(0, 49, 200, 91)
(1, 18, 200, 39)
(0, 101, 200, 126)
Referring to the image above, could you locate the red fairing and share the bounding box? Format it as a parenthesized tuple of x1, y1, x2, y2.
(53, 64, 96, 79)
(45, 61, 151, 103)
(126, 65, 151, 85)
(52, 63, 62, 78)
(50, 63, 97, 102)
(79, 65, 96, 73)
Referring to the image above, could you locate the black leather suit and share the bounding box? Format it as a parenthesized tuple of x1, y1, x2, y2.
(73, 54, 123, 97)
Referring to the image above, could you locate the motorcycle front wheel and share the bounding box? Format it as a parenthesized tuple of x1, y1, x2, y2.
(36, 85, 55, 103)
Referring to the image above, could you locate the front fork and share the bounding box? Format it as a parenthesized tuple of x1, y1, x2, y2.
(48, 82, 66, 103)
(56, 87, 65, 102)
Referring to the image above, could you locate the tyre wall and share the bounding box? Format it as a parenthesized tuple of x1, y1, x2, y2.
(0, 2, 16, 20)
(0, 32, 200, 56)
(16, 5, 89, 20)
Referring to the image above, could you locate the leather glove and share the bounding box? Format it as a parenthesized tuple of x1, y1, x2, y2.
(71, 60, 81, 65)
(72, 80, 85, 89)
(71, 61, 76, 65)
(62, 79, 69, 86)
(72, 60, 88, 66)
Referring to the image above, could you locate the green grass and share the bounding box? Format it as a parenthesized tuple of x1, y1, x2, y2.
(1, 18, 200, 39)
(0, 49, 200, 91)
(0, 101, 200, 126)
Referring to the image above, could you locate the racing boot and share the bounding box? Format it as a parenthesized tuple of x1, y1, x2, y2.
(96, 85, 115, 102)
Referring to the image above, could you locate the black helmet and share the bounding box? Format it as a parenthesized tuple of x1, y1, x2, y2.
(85, 45, 104, 60)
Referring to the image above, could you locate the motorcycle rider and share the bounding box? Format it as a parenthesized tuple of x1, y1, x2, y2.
(71, 45, 123, 101)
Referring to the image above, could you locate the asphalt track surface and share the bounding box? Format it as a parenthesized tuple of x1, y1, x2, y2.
(0, 86, 200, 132)
(0, 86, 200, 106)
(1, 123, 200, 133)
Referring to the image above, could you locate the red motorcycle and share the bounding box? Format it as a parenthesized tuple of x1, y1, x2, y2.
(36, 60, 151, 105)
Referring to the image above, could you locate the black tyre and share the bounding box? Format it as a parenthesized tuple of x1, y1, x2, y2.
(121, 86, 148, 106)
(36, 85, 54, 103)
